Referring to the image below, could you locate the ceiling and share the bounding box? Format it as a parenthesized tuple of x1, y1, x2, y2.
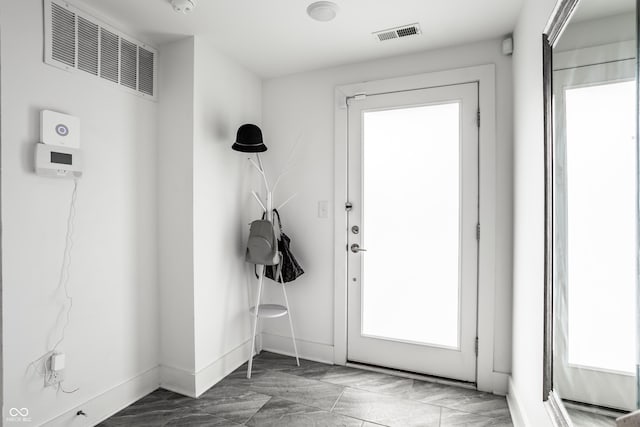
(79, 0, 524, 79)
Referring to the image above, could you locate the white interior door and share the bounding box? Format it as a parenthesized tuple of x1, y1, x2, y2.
(553, 59, 637, 411)
(346, 82, 479, 382)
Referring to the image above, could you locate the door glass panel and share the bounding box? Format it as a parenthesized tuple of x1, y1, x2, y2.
(565, 81, 636, 373)
(361, 102, 461, 348)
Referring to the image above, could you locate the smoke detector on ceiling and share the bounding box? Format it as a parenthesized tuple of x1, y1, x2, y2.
(307, 1, 339, 22)
(171, 0, 196, 14)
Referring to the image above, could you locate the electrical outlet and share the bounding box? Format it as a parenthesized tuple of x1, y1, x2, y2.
(51, 353, 65, 371)
(44, 368, 65, 387)
(44, 354, 65, 388)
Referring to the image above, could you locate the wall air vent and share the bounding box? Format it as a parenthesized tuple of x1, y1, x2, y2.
(373, 23, 422, 42)
(44, 0, 158, 100)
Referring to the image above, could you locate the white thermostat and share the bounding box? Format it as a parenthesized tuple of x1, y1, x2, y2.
(35, 143, 83, 179)
(40, 110, 80, 148)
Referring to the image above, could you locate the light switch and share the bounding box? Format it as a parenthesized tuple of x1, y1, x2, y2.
(318, 201, 329, 219)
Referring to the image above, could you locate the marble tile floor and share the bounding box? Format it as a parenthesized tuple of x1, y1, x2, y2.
(100, 352, 514, 427)
(566, 407, 617, 427)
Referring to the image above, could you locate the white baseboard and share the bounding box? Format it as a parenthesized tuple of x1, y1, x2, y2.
(43, 366, 160, 427)
(160, 364, 197, 398)
(193, 340, 251, 397)
(507, 376, 529, 427)
(256, 333, 263, 353)
(161, 340, 252, 398)
(260, 332, 334, 364)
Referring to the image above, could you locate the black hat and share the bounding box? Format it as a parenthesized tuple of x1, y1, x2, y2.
(232, 124, 267, 153)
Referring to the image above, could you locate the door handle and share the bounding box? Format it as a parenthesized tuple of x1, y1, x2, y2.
(351, 243, 367, 253)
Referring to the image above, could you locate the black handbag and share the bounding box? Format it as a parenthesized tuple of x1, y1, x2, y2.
(265, 210, 304, 283)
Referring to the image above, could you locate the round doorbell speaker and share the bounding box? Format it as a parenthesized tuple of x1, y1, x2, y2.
(56, 124, 69, 137)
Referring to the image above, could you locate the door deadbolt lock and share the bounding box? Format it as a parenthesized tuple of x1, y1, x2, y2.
(351, 225, 359, 234)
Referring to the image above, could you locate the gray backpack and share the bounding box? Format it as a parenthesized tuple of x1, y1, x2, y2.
(246, 219, 278, 265)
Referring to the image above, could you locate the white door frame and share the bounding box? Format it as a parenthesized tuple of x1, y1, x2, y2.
(333, 64, 499, 393)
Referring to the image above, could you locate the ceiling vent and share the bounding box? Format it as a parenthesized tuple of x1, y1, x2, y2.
(373, 23, 422, 42)
(44, 0, 157, 100)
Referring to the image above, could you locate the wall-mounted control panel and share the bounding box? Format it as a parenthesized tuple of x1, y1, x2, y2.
(36, 144, 83, 178)
(36, 110, 82, 178)
(40, 110, 80, 148)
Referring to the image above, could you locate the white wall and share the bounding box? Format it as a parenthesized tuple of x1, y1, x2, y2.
(509, 0, 557, 425)
(191, 37, 262, 391)
(1, 1, 159, 425)
(157, 36, 262, 396)
(556, 12, 636, 51)
(157, 38, 196, 383)
(260, 38, 515, 374)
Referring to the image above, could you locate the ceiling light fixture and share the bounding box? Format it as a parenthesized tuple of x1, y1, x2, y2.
(170, 0, 196, 14)
(306, 1, 339, 22)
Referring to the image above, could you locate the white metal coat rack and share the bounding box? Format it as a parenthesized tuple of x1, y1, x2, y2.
(246, 153, 299, 378)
